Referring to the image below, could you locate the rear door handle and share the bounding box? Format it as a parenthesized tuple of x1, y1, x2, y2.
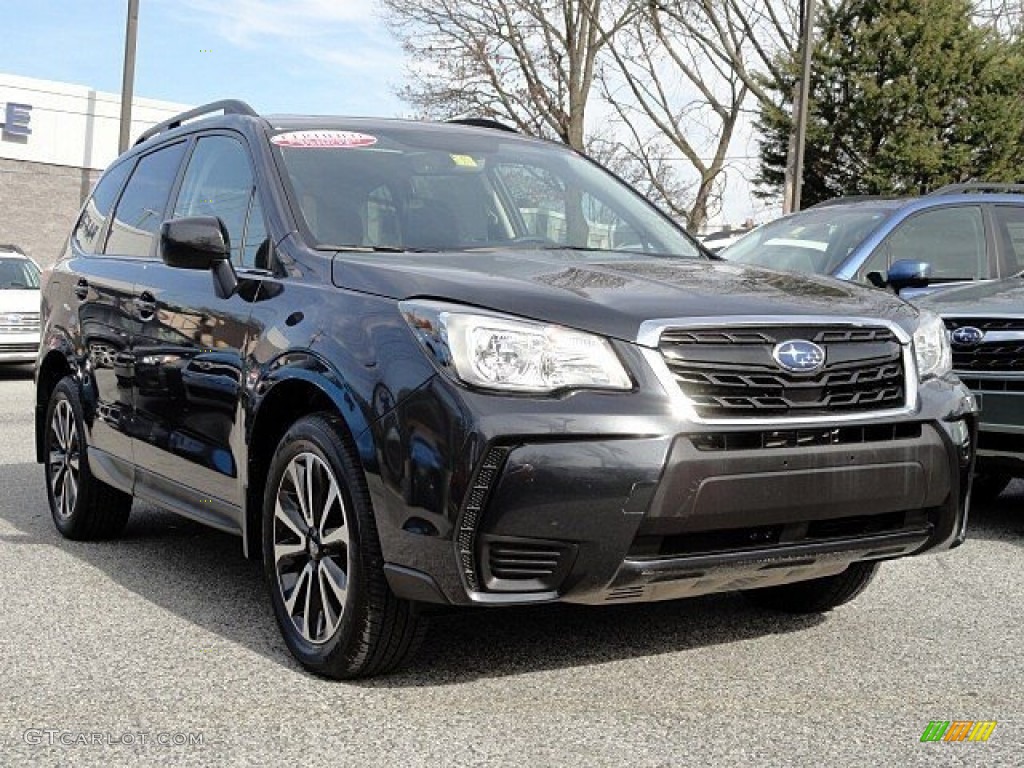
(134, 292, 157, 321)
(74, 279, 89, 300)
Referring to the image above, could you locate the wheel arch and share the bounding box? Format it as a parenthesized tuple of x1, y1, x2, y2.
(35, 349, 75, 463)
(243, 364, 375, 559)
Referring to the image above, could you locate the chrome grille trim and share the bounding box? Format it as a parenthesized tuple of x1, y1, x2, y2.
(638, 316, 918, 427)
(0, 311, 41, 333)
(943, 315, 1024, 374)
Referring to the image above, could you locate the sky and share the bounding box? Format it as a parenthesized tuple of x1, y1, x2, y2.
(0, 0, 768, 226)
(0, 0, 406, 116)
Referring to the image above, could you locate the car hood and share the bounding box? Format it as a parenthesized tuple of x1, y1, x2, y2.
(0, 289, 40, 314)
(916, 277, 1024, 316)
(331, 251, 918, 344)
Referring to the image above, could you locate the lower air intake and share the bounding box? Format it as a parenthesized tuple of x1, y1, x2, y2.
(480, 536, 577, 593)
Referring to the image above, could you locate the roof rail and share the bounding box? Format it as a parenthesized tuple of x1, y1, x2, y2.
(447, 117, 518, 133)
(0, 243, 26, 254)
(927, 182, 1024, 196)
(135, 99, 259, 146)
(809, 195, 901, 208)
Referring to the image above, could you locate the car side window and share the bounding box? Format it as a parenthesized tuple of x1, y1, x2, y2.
(991, 205, 1024, 275)
(173, 135, 261, 266)
(867, 206, 988, 281)
(104, 142, 187, 258)
(241, 192, 269, 268)
(857, 237, 890, 281)
(73, 161, 132, 255)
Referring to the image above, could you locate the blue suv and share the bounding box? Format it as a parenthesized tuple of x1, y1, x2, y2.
(726, 186, 1024, 501)
(723, 184, 1024, 296)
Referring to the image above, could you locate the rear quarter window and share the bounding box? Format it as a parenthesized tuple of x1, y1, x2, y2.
(73, 161, 132, 254)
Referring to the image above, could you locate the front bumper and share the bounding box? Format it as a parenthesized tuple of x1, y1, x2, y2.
(0, 332, 39, 363)
(375, 372, 976, 608)
(956, 375, 1024, 475)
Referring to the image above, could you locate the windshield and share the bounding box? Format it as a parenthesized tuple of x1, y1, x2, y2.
(271, 126, 700, 258)
(723, 206, 893, 274)
(0, 257, 40, 289)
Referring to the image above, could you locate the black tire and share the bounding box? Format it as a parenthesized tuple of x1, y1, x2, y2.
(972, 473, 1012, 504)
(743, 562, 879, 614)
(43, 377, 132, 539)
(262, 413, 426, 679)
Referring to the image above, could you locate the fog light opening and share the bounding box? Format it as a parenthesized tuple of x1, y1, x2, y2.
(949, 419, 971, 467)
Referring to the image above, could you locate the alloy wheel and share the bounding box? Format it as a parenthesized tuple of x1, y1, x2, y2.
(48, 399, 80, 519)
(273, 452, 351, 644)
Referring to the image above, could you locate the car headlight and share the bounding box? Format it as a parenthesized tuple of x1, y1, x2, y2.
(913, 310, 952, 379)
(400, 301, 632, 393)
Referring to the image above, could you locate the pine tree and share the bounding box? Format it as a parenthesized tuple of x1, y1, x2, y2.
(755, 0, 1024, 206)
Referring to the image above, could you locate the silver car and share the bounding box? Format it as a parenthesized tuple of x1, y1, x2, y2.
(0, 246, 42, 364)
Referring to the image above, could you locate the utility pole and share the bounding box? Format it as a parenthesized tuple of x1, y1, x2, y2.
(783, 0, 816, 213)
(118, 0, 140, 152)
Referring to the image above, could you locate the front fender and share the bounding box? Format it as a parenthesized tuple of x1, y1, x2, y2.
(247, 350, 376, 464)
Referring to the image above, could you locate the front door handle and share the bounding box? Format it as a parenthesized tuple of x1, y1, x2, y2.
(74, 279, 89, 300)
(134, 292, 157, 321)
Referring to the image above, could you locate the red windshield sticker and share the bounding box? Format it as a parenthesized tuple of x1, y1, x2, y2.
(271, 130, 378, 149)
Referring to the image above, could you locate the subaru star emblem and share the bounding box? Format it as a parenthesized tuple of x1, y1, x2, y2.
(950, 326, 984, 347)
(772, 339, 826, 373)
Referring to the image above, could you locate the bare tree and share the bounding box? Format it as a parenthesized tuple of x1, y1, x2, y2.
(599, 4, 765, 229)
(587, 131, 698, 222)
(646, 1, 800, 111)
(380, 0, 802, 230)
(380, 0, 636, 150)
(973, 0, 1023, 34)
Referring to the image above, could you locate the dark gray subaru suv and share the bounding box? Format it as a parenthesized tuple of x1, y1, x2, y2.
(36, 101, 977, 678)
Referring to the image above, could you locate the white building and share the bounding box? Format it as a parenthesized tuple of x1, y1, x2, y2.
(0, 73, 191, 266)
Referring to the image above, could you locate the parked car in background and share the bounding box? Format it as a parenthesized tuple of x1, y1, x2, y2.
(723, 187, 1024, 501)
(699, 227, 755, 254)
(0, 244, 42, 364)
(721, 185, 1024, 296)
(919, 277, 1024, 500)
(36, 100, 976, 679)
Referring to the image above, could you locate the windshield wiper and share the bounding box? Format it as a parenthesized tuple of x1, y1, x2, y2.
(538, 245, 694, 259)
(537, 245, 611, 253)
(317, 244, 438, 253)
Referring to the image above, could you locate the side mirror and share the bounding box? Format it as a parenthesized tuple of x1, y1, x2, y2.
(865, 271, 888, 289)
(160, 216, 237, 299)
(886, 259, 931, 294)
(161, 216, 229, 269)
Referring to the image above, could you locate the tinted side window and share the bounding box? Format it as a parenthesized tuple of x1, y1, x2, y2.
(73, 161, 131, 254)
(875, 206, 988, 280)
(172, 136, 260, 265)
(242, 193, 269, 268)
(992, 205, 1024, 275)
(105, 142, 187, 258)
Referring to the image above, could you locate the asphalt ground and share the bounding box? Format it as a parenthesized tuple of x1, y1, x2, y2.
(0, 364, 1020, 767)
